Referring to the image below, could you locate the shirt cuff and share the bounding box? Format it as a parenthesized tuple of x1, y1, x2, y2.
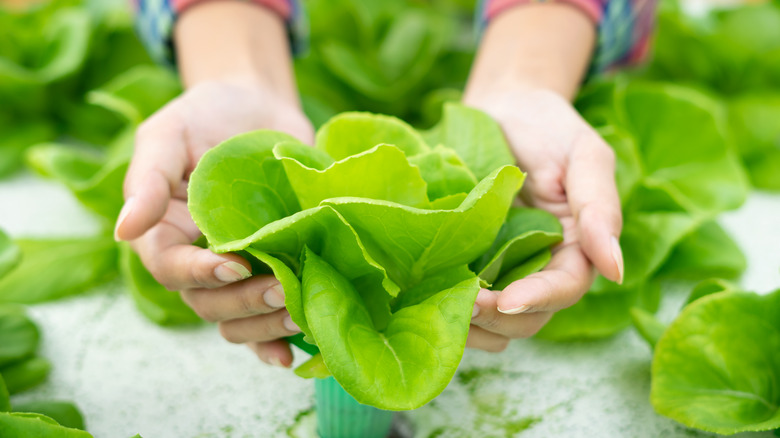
(132, 0, 306, 67)
(476, 0, 658, 74)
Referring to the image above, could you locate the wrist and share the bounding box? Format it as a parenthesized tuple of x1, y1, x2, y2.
(465, 3, 596, 102)
(463, 77, 560, 109)
(463, 84, 569, 117)
(174, 0, 299, 105)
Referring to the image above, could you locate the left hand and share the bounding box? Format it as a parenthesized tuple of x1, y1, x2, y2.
(463, 87, 624, 352)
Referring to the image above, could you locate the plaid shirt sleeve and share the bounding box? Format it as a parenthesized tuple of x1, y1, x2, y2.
(476, 0, 658, 74)
(131, 0, 305, 66)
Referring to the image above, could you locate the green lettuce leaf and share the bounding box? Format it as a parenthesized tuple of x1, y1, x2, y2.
(629, 307, 665, 349)
(0, 121, 55, 179)
(86, 65, 181, 125)
(622, 83, 748, 214)
(278, 144, 430, 209)
(729, 94, 780, 190)
(0, 376, 9, 413)
(213, 206, 397, 334)
(0, 237, 118, 304)
(470, 208, 562, 285)
(12, 401, 84, 431)
(0, 357, 51, 395)
(655, 220, 746, 281)
(651, 289, 780, 434)
(0, 230, 20, 279)
(537, 281, 661, 341)
(188, 130, 303, 246)
(302, 249, 479, 410)
(492, 249, 552, 290)
(0, 310, 39, 367)
(293, 353, 330, 379)
(684, 278, 740, 306)
(0, 411, 91, 437)
(25, 143, 128, 221)
(408, 145, 478, 201)
(324, 166, 523, 289)
(315, 111, 429, 159)
(431, 103, 516, 180)
(118, 244, 200, 326)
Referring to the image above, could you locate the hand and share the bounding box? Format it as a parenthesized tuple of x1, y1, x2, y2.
(464, 88, 624, 352)
(115, 78, 313, 367)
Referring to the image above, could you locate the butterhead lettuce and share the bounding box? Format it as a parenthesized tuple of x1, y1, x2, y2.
(188, 105, 562, 409)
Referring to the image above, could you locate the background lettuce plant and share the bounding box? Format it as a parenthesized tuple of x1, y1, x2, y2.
(0, 0, 155, 178)
(629, 280, 780, 435)
(297, 0, 474, 127)
(187, 105, 563, 410)
(643, 0, 780, 190)
(0, 297, 88, 435)
(0, 66, 198, 325)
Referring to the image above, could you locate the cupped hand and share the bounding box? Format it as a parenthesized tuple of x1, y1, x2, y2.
(114, 78, 313, 367)
(463, 88, 624, 352)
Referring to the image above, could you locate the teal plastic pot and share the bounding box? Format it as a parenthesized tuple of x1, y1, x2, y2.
(315, 377, 394, 438)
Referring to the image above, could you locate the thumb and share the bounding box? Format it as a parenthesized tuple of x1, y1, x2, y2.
(115, 110, 188, 241)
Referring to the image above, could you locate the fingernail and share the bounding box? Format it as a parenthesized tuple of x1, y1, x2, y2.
(269, 356, 287, 368)
(114, 197, 135, 241)
(214, 261, 251, 283)
(263, 284, 285, 309)
(283, 315, 301, 333)
(498, 304, 531, 314)
(471, 305, 480, 320)
(611, 235, 624, 285)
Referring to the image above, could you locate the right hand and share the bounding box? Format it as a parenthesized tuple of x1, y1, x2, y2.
(114, 78, 314, 367)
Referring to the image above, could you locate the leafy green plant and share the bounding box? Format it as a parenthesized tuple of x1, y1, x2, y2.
(728, 93, 780, 191)
(0, 237, 117, 305)
(0, 230, 21, 279)
(0, 65, 197, 325)
(0, 0, 154, 179)
(296, 0, 475, 127)
(647, 286, 780, 435)
(188, 105, 562, 410)
(0, 411, 91, 437)
(0, 303, 92, 437)
(642, 0, 780, 191)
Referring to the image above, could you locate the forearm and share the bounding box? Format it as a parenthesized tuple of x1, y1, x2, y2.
(464, 3, 596, 103)
(174, 1, 299, 105)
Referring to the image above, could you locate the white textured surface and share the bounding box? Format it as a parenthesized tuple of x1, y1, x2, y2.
(1, 172, 778, 438)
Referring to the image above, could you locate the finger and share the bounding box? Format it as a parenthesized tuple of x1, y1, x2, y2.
(566, 129, 624, 283)
(218, 310, 301, 344)
(472, 289, 553, 338)
(181, 275, 285, 322)
(495, 243, 595, 314)
(246, 339, 294, 368)
(465, 326, 510, 352)
(132, 200, 251, 290)
(520, 165, 570, 218)
(115, 105, 190, 241)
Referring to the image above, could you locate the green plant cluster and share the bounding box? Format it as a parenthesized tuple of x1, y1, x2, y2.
(0, 0, 777, 435)
(631, 280, 780, 435)
(0, 0, 155, 178)
(0, 230, 90, 436)
(187, 106, 563, 410)
(643, 0, 780, 190)
(297, 0, 475, 128)
(0, 66, 198, 326)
